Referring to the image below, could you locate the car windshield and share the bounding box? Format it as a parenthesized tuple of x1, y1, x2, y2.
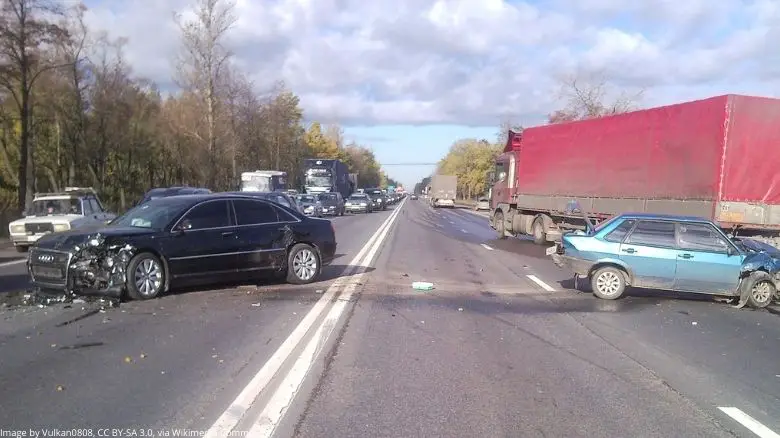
(298, 195, 316, 203)
(318, 193, 337, 201)
(593, 215, 622, 233)
(348, 196, 367, 201)
(110, 197, 193, 229)
(31, 198, 82, 216)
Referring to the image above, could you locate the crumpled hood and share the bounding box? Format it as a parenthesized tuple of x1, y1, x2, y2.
(34, 225, 157, 251)
(739, 238, 780, 275)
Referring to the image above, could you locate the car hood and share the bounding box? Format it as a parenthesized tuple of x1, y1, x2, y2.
(34, 225, 158, 251)
(298, 201, 318, 208)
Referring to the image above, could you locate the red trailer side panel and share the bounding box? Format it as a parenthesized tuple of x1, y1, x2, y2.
(721, 95, 780, 203)
(514, 96, 729, 200)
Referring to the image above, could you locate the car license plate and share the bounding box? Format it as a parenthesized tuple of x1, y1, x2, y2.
(545, 246, 557, 256)
(33, 266, 61, 279)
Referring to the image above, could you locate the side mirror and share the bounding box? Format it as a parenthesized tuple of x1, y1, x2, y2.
(726, 246, 736, 256)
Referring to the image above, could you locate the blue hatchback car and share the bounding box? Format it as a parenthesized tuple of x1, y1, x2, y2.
(550, 213, 779, 308)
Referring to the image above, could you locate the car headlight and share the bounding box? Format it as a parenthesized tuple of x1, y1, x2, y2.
(53, 223, 70, 232)
(10, 224, 24, 234)
(360, 203, 367, 206)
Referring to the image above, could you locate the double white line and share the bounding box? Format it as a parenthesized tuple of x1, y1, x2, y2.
(206, 198, 407, 438)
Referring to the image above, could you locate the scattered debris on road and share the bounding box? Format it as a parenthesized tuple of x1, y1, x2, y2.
(412, 282, 434, 291)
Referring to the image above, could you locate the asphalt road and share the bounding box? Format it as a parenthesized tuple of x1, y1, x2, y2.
(0, 200, 778, 438)
(295, 202, 780, 438)
(0, 207, 396, 431)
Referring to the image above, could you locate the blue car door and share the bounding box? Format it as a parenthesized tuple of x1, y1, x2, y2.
(619, 220, 678, 289)
(673, 222, 743, 294)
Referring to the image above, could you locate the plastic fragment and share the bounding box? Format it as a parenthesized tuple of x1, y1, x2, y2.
(251, 303, 261, 307)
(124, 356, 133, 363)
(692, 321, 698, 326)
(56, 385, 64, 391)
(140, 353, 147, 359)
(412, 282, 434, 291)
(315, 289, 324, 294)
(458, 307, 463, 312)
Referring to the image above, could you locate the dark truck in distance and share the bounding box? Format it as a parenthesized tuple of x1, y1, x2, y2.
(429, 174, 457, 208)
(489, 94, 780, 248)
(302, 159, 354, 199)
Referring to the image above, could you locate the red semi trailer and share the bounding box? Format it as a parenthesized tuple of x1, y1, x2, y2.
(488, 94, 780, 246)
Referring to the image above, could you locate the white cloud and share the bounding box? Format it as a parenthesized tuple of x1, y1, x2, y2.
(83, 0, 780, 126)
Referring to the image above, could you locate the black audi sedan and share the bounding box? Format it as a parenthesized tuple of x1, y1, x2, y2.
(26, 193, 337, 300)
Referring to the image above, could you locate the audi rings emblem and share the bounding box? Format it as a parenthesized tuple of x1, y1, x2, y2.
(37, 254, 54, 263)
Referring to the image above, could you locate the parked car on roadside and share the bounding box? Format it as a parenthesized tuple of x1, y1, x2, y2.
(27, 193, 337, 300)
(475, 198, 490, 211)
(550, 211, 779, 308)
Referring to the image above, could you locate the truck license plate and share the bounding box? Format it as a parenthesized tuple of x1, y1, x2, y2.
(545, 246, 557, 256)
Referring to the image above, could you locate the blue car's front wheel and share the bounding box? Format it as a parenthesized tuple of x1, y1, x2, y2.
(591, 266, 627, 300)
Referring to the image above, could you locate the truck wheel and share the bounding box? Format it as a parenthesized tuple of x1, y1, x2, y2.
(590, 266, 626, 300)
(494, 211, 507, 240)
(743, 271, 775, 308)
(532, 218, 547, 245)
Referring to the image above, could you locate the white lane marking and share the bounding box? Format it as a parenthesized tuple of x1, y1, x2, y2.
(0, 258, 25, 268)
(718, 407, 780, 438)
(526, 274, 556, 292)
(204, 198, 407, 438)
(248, 198, 406, 437)
(480, 244, 494, 251)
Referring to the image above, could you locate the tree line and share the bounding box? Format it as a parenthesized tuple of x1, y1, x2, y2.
(0, 0, 397, 230)
(416, 75, 642, 199)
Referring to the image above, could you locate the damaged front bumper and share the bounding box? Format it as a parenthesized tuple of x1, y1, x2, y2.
(550, 253, 594, 277)
(27, 234, 137, 298)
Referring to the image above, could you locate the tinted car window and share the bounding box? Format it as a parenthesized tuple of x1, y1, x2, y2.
(678, 223, 730, 252)
(181, 200, 231, 230)
(625, 221, 676, 247)
(604, 219, 635, 243)
(233, 199, 279, 225)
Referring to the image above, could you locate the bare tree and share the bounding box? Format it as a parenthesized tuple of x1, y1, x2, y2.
(174, 0, 237, 188)
(548, 72, 644, 124)
(496, 118, 523, 146)
(0, 0, 68, 211)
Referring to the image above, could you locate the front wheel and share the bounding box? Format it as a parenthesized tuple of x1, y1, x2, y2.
(743, 271, 776, 308)
(126, 252, 165, 300)
(591, 267, 626, 300)
(287, 244, 321, 285)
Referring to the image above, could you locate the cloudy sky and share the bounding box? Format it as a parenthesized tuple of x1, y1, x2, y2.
(82, 0, 780, 188)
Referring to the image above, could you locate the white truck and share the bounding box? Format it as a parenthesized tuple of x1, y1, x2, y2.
(239, 170, 288, 192)
(429, 175, 457, 208)
(8, 187, 116, 252)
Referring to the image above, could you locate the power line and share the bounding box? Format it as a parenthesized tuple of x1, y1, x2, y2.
(380, 162, 438, 166)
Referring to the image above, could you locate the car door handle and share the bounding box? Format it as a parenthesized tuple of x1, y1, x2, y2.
(678, 253, 694, 259)
(221, 231, 235, 238)
(621, 248, 636, 254)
